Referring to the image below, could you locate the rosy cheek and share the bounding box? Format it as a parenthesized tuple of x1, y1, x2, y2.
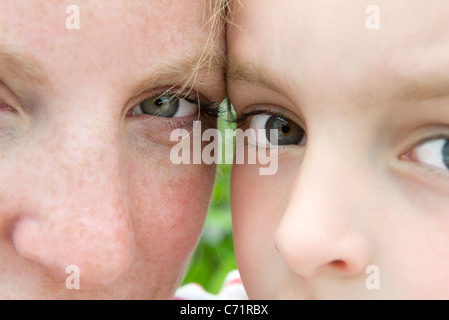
(128, 156, 215, 270)
(231, 166, 266, 262)
(231, 163, 281, 236)
(231, 163, 294, 298)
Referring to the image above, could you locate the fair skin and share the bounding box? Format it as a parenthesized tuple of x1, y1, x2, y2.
(0, 0, 225, 299)
(228, 0, 449, 299)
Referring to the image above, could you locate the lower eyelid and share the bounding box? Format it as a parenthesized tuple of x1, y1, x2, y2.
(392, 155, 449, 198)
(136, 113, 196, 125)
(165, 119, 196, 131)
(128, 116, 194, 147)
(415, 161, 449, 187)
(133, 111, 217, 133)
(397, 149, 449, 189)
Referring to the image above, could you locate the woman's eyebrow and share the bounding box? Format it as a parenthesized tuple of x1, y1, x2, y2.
(0, 48, 47, 85)
(0, 47, 49, 108)
(129, 46, 226, 100)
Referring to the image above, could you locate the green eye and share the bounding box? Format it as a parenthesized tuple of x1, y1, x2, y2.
(140, 95, 179, 117)
(132, 94, 198, 118)
(248, 114, 305, 146)
(264, 116, 305, 146)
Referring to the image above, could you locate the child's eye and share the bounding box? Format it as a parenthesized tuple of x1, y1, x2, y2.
(413, 138, 449, 170)
(131, 94, 198, 118)
(249, 114, 307, 146)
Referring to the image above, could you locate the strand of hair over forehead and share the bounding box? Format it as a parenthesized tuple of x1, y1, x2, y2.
(147, 0, 230, 120)
(165, 0, 229, 101)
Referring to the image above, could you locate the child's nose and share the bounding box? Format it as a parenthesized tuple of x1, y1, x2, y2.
(11, 124, 134, 288)
(274, 150, 371, 279)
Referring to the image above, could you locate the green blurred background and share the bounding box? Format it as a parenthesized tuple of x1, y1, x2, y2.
(180, 116, 237, 294)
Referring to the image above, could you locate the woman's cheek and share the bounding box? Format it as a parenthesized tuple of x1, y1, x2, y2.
(128, 151, 216, 267)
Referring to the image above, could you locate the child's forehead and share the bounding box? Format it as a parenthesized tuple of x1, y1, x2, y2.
(228, 0, 449, 104)
(230, 1, 449, 59)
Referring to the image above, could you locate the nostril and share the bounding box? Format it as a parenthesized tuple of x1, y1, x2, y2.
(328, 259, 351, 273)
(331, 259, 346, 268)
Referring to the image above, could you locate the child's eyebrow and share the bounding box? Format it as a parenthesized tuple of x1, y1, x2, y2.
(228, 54, 449, 106)
(388, 72, 449, 102)
(226, 55, 288, 96)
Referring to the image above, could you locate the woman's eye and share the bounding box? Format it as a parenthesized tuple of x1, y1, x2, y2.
(132, 94, 198, 118)
(249, 114, 307, 146)
(0, 103, 17, 113)
(413, 138, 449, 170)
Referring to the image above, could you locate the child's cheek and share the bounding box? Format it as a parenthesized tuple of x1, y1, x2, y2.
(230, 165, 276, 276)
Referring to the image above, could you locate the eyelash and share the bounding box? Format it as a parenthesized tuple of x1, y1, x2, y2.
(184, 96, 221, 119)
(400, 133, 449, 160)
(233, 107, 299, 128)
(131, 88, 222, 129)
(416, 133, 449, 149)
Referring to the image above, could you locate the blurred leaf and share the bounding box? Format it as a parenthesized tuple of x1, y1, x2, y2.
(181, 115, 237, 295)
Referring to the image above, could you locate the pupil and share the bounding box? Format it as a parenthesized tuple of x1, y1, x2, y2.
(140, 95, 179, 117)
(281, 125, 290, 134)
(265, 115, 305, 146)
(155, 98, 165, 106)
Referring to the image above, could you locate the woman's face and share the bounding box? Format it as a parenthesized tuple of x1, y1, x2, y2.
(0, 0, 225, 299)
(228, 0, 449, 299)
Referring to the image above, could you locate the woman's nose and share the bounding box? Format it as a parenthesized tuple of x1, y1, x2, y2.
(11, 122, 134, 287)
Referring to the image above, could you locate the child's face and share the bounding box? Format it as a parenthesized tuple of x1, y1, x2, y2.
(0, 1, 225, 298)
(228, 0, 449, 299)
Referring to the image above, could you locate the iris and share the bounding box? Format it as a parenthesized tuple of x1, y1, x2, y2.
(265, 116, 306, 146)
(140, 95, 180, 118)
(443, 139, 449, 169)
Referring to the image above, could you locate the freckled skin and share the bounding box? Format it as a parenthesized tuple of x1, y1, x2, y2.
(0, 0, 224, 299)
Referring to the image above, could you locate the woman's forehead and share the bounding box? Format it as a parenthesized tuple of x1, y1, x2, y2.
(0, 1, 212, 56)
(0, 0, 226, 102)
